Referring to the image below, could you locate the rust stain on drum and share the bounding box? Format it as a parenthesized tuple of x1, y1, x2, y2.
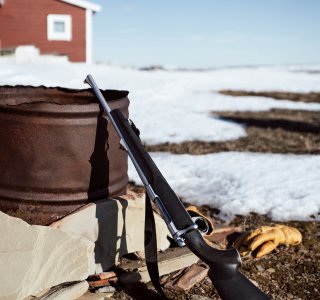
(0, 85, 129, 225)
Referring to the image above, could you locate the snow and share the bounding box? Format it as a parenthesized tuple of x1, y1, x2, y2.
(1, 57, 319, 221)
(128, 152, 320, 221)
(1, 58, 320, 144)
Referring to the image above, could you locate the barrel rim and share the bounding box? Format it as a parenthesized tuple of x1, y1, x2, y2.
(0, 85, 130, 114)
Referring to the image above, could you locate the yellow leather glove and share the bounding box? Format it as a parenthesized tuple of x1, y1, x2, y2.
(186, 205, 214, 237)
(233, 225, 302, 258)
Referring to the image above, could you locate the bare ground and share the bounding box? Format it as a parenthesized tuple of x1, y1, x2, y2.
(146, 109, 320, 155)
(105, 91, 320, 300)
(108, 210, 319, 300)
(218, 90, 320, 103)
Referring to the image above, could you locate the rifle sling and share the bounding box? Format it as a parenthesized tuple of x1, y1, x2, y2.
(144, 192, 166, 298)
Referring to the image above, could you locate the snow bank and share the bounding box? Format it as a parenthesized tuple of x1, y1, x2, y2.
(1, 59, 320, 144)
(128, 152, 320, 221)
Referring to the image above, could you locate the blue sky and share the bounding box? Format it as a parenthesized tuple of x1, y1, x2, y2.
(92, 1, 320, 68)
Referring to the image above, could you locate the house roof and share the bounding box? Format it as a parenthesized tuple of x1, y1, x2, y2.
(59, 0, 101, 12)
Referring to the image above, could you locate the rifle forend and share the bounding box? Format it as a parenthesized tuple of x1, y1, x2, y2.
(84, 74, 270, 300)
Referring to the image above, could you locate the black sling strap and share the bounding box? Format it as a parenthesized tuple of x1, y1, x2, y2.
(144, 193, 166, 298)
(129, 119, 165, 297)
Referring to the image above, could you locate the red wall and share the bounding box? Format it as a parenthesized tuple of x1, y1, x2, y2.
(0, 0, 86, 62)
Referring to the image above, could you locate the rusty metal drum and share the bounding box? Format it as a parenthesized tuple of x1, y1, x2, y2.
(0, 86, 129, 225)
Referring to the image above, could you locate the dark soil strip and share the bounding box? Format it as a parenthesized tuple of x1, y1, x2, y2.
(146, 109, 320, 155)
(219, 90, 320, 103)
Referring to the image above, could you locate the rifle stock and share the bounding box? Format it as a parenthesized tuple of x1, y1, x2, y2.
(85, 75, 270, 300)
(185, 230, 269, 299)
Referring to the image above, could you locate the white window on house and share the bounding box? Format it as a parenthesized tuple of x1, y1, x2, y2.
(47, 14, 72, 41)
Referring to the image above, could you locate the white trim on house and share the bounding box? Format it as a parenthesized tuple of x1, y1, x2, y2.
(59, 0, 101, 12)
(47, 14, 72, 41)
(58, 0, 101, 63)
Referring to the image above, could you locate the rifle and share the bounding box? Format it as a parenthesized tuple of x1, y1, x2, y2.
(85, 74, 270, 300)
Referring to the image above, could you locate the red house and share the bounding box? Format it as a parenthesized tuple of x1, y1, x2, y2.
(0, 0, 101, 62)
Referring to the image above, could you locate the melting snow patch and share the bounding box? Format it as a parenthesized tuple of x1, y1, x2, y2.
(128, 152, 320, 221)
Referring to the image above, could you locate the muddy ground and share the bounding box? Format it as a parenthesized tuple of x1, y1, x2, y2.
(107, 91, 320, 300)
